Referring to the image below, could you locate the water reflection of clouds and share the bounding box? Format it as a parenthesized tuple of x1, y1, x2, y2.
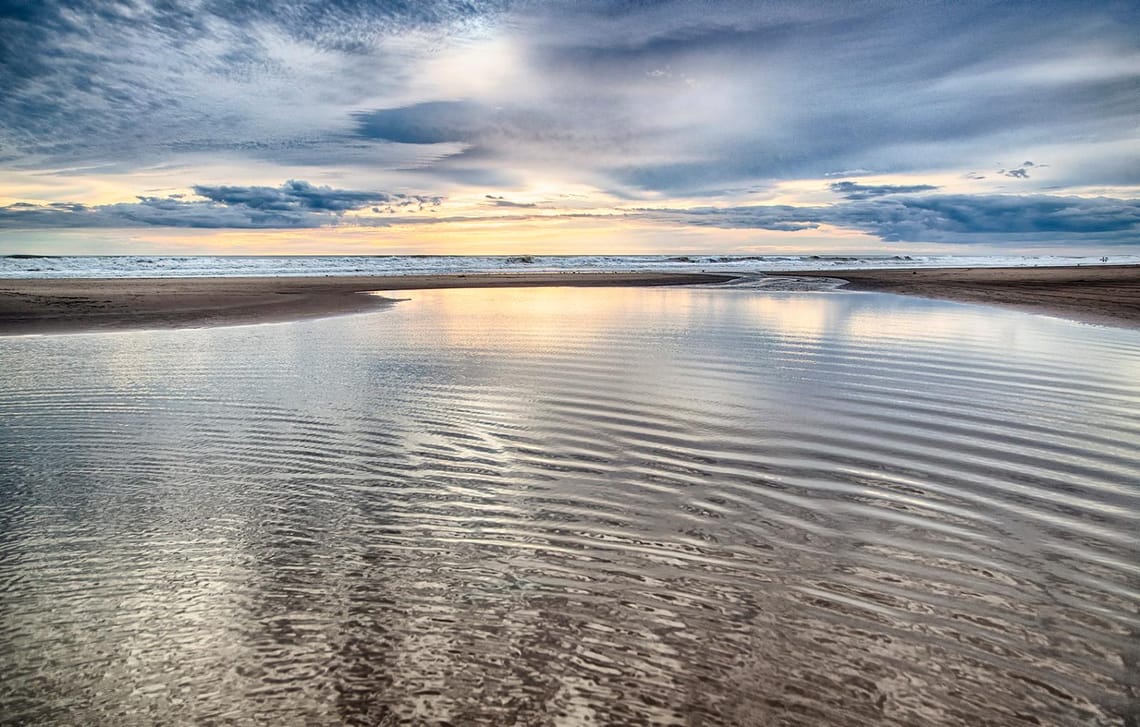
(3, 287, 1140, 723)
(384, 286, 688, 353)
(839, 295, 1040, 347)
(737, 292, 853, 344)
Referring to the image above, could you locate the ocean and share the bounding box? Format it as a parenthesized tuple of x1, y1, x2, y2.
(3, 252, 1138, 279)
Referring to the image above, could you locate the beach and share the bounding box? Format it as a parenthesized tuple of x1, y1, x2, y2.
(2, 264, 1139, 334)
(787, 264, 1140, 327)
(5, 0, 1137, 721)
(3, 283, 1137, 724)
(0, 271, 730, 334)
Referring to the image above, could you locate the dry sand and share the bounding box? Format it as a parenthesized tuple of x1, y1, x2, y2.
(785, 264, 1140, 327)
(3, 265, 1139, 335)
(0, 272, 731, 335)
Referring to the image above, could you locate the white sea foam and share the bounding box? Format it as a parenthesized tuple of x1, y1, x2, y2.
(1, 253, 1136, 279)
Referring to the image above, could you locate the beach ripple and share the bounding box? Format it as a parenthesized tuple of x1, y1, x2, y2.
(1, 287, 1137, 725)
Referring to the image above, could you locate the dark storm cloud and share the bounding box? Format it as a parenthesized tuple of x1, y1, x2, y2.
(829, 182, 940, 200)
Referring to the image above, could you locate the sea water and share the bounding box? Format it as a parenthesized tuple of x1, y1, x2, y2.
(2, 252, 1137, 279)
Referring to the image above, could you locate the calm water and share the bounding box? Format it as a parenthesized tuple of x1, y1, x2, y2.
(1, 288, 1138, 726)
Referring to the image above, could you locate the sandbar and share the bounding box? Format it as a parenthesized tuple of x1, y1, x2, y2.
(4, 265, 1139, 335)
(782, 264, 1140, 328)
(0, 272, 731, 335)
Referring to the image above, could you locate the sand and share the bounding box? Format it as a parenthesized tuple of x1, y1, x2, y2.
(0, 272, 731, 335)
(3, 265, 1139, 335)
(784, 264, 1140, 327)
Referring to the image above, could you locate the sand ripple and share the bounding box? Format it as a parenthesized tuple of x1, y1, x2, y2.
(1, 287, 1137, 725)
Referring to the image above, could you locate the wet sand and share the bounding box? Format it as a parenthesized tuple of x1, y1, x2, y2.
(4, 285, 1138, 723)
(787, 264, 1140, 327)
(3, 265, 1139, 334)
(0, 272, 730, 335)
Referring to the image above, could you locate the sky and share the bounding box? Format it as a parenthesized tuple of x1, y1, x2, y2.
(1, 0, 1138, 256)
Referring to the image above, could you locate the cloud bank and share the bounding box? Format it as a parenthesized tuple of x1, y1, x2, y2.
(639, 195, 1140, 244)
(0, 181, 440, 229)
(4, 181, 1137, 245)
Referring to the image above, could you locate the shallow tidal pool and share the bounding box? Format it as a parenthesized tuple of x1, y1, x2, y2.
(1, 287, 1138, 725)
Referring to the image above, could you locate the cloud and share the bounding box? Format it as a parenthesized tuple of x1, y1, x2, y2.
(996, 161, 1051, 179)
(0, 1, 511, 169)
(3, 182, 1138, 247)
(8, 5, 1140, 187)
(516, 2, 1140, 195)
(0, 0, 1138, 253)
(829, 181, 939, 199)
(0, 180, 442, 229)
(845, 194, 1140, 242)
(6, 0, 1140, 251)
(355, 102, 486, 145)
(353, 99, 641, 168)
(636, 194, 1140, 244)
(192, 179, 437, 212)
(484, 195, 537, 208)
(636, 204, 822, 232)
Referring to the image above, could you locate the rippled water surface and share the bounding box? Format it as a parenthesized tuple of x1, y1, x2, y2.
(2, 287, 1138, 726)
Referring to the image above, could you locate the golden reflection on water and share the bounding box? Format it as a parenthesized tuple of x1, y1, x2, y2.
(739, 293, 851, 342)
(388, 285, 699, 352)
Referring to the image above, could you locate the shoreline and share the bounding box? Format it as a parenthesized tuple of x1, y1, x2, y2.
(781, 264, 1140, 328)
(0, 272, 732, 335)
(2, 265, 1139, 335)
